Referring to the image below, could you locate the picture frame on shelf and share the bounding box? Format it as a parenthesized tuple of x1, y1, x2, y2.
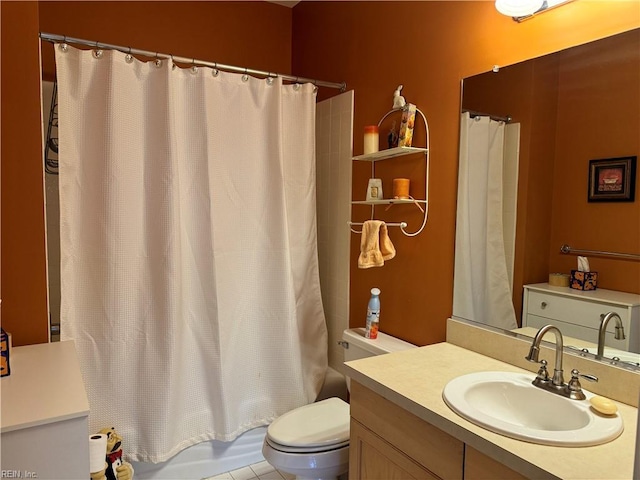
(588, 156, 637, 202)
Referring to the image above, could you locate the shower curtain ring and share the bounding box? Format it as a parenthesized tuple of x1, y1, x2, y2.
(191, 59, 198, 74)
(93, 41, 103, 59)
(125, 46, 134, 64)
(242, 67, 249, 82)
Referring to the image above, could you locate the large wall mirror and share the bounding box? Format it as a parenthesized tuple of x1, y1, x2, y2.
(454, 28, 640, 371)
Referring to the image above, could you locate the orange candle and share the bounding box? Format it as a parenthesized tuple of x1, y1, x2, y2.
(393, 178, 410, 199)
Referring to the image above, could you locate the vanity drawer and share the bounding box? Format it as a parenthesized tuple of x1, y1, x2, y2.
(526, 291, 630, 331)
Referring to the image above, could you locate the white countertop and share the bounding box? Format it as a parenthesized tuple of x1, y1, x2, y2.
(1, 341, 90, 433)
(344, 342, 638, 480)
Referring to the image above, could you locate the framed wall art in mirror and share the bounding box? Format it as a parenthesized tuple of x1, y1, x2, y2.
(588, 156, 637, 202)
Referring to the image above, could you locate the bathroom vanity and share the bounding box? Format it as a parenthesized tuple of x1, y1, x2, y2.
(344, 341, 638, 479)
(523, 283, 640, 353)
(349, 380, 525, 479)
(1, 341, 90, 479)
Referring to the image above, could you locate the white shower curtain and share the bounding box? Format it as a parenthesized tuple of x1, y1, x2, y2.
(56, 45, 328, 462)
(453, 112, 517, 330)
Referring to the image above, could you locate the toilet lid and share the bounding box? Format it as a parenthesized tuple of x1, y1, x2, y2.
(267, 397, 350, 448)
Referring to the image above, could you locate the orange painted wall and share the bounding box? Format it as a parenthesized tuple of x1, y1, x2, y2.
(39, 1, 292, 80)
(292, 1, 640, 346)
(1, 1, 50, 346)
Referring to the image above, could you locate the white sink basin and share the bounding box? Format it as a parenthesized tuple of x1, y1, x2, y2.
(442, 371, 623, 446)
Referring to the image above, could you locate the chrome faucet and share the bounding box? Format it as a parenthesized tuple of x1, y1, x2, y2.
(525, 324, 565, 387)
(597, 312, 626, 357)
(525, 324, 598, 400)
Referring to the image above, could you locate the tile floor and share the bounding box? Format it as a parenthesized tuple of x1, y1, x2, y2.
(203, 460, 294, 480)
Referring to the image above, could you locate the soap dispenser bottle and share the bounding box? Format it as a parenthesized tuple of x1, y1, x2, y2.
(365, 288, 381, 339)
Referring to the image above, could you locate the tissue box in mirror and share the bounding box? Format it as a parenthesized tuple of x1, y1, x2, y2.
(570, 270, 598, 291)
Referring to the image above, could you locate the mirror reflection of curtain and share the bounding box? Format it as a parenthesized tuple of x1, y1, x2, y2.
(453, 112, 518, 329)
(56, 45, 327, 462)
(41, 81, 61, 341)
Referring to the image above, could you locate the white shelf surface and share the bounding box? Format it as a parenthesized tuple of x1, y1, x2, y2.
(352, 146, 427, 162)
(352, 198, 427, 206)
(1, 341, 90, 433)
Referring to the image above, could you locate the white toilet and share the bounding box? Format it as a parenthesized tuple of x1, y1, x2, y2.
(262, 328, 416, 480)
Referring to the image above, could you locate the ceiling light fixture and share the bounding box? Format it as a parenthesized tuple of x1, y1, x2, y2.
(495, 0, 544, 17)
(496, 0, 574, 22)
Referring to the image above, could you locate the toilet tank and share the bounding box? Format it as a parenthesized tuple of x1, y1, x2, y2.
(341, 328, 416, 362)
(341, 328, 416, 391)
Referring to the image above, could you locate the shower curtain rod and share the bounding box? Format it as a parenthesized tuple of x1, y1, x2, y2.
(463, 109, 512, 123)
(39, 32, 347, 92)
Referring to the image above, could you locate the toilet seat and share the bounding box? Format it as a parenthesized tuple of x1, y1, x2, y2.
(265, 436, 349, 454)
(266, 397, 350, 452)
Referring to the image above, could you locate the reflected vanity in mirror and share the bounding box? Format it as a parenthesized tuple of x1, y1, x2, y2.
(453, 28, 640, 371)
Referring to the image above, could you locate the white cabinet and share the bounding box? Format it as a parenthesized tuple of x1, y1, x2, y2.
(522, 283, 640, 353)
(1, 341, 90, 479)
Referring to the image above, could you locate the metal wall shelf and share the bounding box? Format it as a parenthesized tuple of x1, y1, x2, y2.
(349, 106, 430, 237)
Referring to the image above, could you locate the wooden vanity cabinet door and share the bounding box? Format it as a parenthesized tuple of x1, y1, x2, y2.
(350, 419, 439, 480)
(349, 381, 464, 480)
(464, 446, 528, 480)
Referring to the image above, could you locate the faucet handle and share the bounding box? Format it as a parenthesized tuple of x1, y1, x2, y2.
(567, 369, 598, 400)
(573, 369, 598, 383)
(535, 359, 550, 381)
